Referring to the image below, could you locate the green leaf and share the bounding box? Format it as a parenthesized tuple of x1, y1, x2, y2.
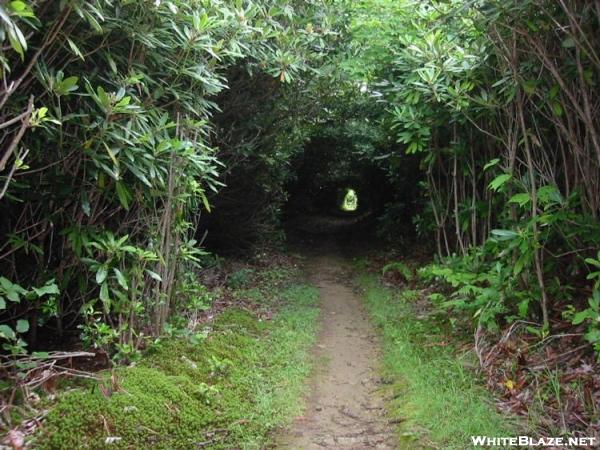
(0, 277, 11, 290)
(584, 329, 600, 344)
(199, 191, 211, 213)
(513, 254, 528, 275)
(9, 1, 34, 17)
(488, 174, 511, 192)
(16, 319, 29, 333)
(32, 280, 60, 297)
(123, 163, 152, 188)
(508, 193, 531, 207)
(115, 181, 131, 210)
(66, 37, 85, 61)
(115, 96, 131, 108)
(96, 266, 108, 284)
(7, 24, 26, 60)
(97, 86, 110, 110)
(0, 297, 5, 310)
(145, 269, 162, 282)
(0, 325, 16, 340)
(10, 1, 27, 12)
(0, 277, 26, 302)
(537, 185, 562, 205)
(584, 258, 600, 269)
(55, 76, 79, 96)
(483, 158, 500, 171)
(113, 268, 128, 290)
(518, 298, 529, 317)
(99, 282, 110, 303)
(6, 287, 19, 302)
(491, 229, 519, 241)
(572, 310, 593, 325)
(551, 101, 563, 117)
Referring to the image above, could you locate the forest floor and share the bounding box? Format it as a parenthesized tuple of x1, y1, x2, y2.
(9, 239, 518, 449)
(276, 252, 396, 449)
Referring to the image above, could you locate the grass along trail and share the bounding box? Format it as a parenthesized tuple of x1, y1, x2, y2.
(278, 253, 396, 449)
(17, 247, 520, 448)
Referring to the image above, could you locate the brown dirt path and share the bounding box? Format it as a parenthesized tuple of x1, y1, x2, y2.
(276, 253, 396, 449)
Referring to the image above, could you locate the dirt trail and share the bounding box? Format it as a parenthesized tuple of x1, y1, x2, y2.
(277, 253, 396, 449)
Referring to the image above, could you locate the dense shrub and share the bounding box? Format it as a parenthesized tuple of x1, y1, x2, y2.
(345, 0, 600, 340)
(0, 0, 344, 352)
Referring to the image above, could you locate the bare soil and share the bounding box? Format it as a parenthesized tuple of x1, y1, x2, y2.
(276, 253, 396, 449)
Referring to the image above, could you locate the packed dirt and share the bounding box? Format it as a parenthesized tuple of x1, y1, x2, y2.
(276, 253, 396, 449)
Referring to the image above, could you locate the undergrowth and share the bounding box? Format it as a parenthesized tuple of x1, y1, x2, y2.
(33, 283, 319, 449)
(356, 271, 520, 449)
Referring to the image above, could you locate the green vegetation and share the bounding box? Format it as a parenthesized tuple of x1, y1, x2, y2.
(344, 0, 600, 343)
(2, 0, 597, 358)
(0, 0, 345, 357)
(1, 0, 599, 443)
(357, 271, 518, 448)
(34, 282, 319, 449)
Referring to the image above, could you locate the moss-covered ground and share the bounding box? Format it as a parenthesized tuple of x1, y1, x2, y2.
(34, 283, 319, 449)
(356, 271, 519, 449)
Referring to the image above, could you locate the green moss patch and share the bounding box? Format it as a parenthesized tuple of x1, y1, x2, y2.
(34, 284, 319, 449)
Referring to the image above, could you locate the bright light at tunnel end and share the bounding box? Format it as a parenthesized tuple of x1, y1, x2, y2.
(341, 188, 358, 212)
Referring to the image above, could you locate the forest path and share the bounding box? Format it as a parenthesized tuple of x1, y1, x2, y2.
(276, 251, 396, 449)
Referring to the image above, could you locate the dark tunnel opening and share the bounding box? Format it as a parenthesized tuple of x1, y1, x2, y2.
(283, 137, 395, 237)
(199, 98, 424, 255)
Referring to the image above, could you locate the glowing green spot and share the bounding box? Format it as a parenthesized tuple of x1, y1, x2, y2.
(341, 188, 358, 212)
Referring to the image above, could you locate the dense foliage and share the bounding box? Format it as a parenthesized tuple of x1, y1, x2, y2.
(345, 0, 600, 349)
(0, 0, 344, 358)
(1, 0, 599, 436)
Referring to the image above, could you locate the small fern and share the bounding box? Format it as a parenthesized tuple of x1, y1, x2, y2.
(382, 261, 413, 282)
